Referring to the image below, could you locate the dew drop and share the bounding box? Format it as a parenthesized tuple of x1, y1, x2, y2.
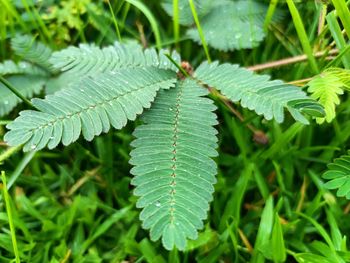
(80, 89, 84, 92)
(31, 144, 37, 150)
(49, 136, 54, 140)
(4, 100, 8, 105)
(155, 201, 161, 207)
(169, 108, 173, 111)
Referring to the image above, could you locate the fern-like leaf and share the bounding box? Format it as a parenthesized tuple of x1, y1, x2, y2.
(194, 61, 324, 124)
(47, 42, 180, 94)
(323, 152, 350, 199)
(161, 0, 213, 26)
(187, 0, 270, 50)
(325, 68, 350, 89)
(4, 67, 177, 151)
(0, 75, 46, 117)
(11, 35, 54, 73)
(50, 42, 180, 76)
(129, 79, 218, 250)
(0, 60, 48, 76)
(0, 60, 49, 117)
(307, 71, 344, 124)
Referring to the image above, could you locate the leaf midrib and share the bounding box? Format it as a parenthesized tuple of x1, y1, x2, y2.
(28, 77, 175, 133)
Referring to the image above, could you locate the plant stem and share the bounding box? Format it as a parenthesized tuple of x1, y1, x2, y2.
(1, 171, 21, 263)
(107, 0, 122, 42)
(0, 75, 34, 109)
(188, 0, 211, 63)
(173, 0, 180, 44)
(288, 77, 313, 86)
(247, 49, 338, 71)
(286, 0, 319, 73)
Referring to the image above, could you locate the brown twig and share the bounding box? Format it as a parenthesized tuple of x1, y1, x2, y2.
(65, 167, 101, 197)
(247, 49, 338, 72)
(238, 228, 253, 253)
(0, 142, 8, 147)
(287, 77, 313, 86)
(296, 176, 308, 212)
(136, 20, 147, 48)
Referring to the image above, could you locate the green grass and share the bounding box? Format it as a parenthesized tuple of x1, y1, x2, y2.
(1, 0, 350, 262)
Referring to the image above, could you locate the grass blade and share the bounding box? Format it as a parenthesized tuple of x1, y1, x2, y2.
(331, 0, 350, 39)
(173, 0, 180, 44)
(326, 11, 350, 68)
(188, 0, 211, 62)
(264, 0, 279, 32)
(286, 0, 319, 73)
(1, 171, 21, 263)
(125, 0, 162, 50)
(107, 0, 122, 42)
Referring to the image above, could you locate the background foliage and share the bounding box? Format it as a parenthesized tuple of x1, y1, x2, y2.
(1, 0, 350, 262)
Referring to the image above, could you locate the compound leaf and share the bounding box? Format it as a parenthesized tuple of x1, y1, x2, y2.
(129, 79, 218, 250)
(161, 0, 213, 26)
(47, 42, 180, 94)
(50, 42, 180, 76)
(307, 67, 350, 124)
(4, 67, 177, 151)
(194, 61, 325, 124)
(0, 75, 46, 117)
(187, 0, 272, 51)
(323, 152, 350, 199)
(11, 34, 55, 73)
(0, 59, 49, 117)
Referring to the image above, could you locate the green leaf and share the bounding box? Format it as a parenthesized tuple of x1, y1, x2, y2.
(307, 70, 345, 124)
(0, 60, 47, 76)
(0, 75, 46, 117)
(50, 42, 180, 76)
(194, 61, 323, 124)
(161, 0, 213, 26)
(323, 152, 350, 199)
(270, 213, 286, 262)
(129, 79, 218, 250)
(0, 59, 49, 117)
(4, 67, 177, 151)
(251, 196, 274, 263)
(187, 0, 282, 51)
(48, 41, 181, 94)
(11, 35, 55, 73)
(163, 0, 281, 51)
